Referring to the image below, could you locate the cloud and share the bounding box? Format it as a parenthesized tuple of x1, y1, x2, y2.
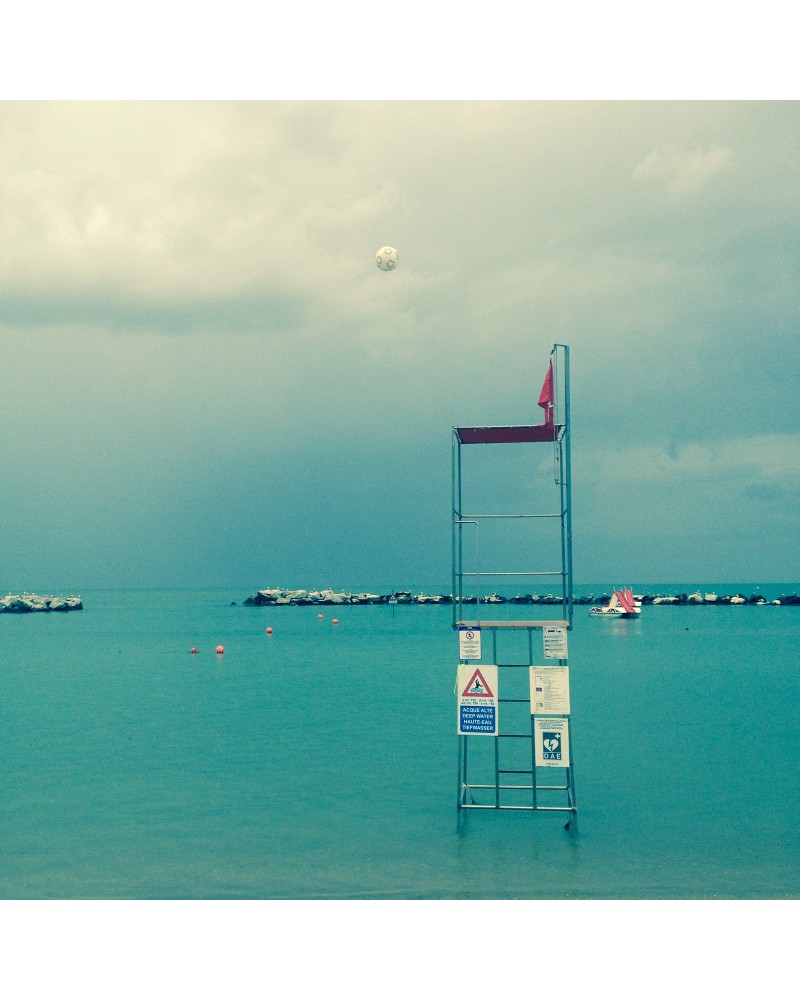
(591, 434, 800, 488)
(0, 101, 797, 588)
(570, 433, 800, 579)
(0, 104, 405, 325)
(576, 433, 800, 550)
(632, 144, 734, 197)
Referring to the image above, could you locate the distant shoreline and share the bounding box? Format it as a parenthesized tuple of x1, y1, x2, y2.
(241, 588, 798, 607)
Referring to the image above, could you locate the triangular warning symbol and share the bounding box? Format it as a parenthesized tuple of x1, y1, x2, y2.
(461, 668, 494, 698)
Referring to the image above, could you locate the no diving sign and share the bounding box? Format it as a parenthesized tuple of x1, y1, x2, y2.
(457, 664, 498, 736)
(458, 625, 482, 660)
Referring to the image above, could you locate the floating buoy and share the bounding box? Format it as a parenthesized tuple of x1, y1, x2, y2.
(332, 618, 339, 625)
(216, 645, 224, 654)
(190, 647, 197, 654)
(317, 614, 324, 620)
(266, 627, 273, 635)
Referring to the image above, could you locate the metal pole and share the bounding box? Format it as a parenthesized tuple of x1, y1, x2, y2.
(528, 627, 537, 809)
(452, 429, 459, 629)
(567, 695, 576, 810)
(561, 345, 574, 628)
(494, 726, 500, 809)
(457, 734, 463, 811)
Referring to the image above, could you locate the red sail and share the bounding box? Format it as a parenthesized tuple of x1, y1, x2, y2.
(616, 589, 636, 613)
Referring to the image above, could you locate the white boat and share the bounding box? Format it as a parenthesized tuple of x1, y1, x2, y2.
(590, 588, 641, 618)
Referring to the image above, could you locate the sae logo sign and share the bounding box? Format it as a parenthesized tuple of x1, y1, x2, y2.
(534, 717, 570, 768)
(542, 731, 562, 761)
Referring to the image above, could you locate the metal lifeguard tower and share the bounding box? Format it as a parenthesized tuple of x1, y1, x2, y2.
(452, 343, 576, 819)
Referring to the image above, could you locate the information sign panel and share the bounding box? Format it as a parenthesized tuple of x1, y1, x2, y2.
(530, 665, 571, 715)
(542, 625, 568, 660)
(534, 717, 570, 767)
(458, 626, 482, 660)
(457, 664, 498, 736)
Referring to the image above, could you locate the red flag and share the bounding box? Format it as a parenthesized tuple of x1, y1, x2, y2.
(538, 362, 554, 424)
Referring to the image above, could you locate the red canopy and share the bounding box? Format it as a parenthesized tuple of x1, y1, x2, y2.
(455, 361, 559, 444)
(455, 424, 560, 444)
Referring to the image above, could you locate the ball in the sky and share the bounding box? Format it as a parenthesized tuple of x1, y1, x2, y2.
(376, 246, 399, 271)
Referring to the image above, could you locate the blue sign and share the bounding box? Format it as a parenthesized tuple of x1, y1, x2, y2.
(460, 704, 496, 734)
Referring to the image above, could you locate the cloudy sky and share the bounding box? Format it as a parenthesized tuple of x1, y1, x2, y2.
(1, 99, 797, 591)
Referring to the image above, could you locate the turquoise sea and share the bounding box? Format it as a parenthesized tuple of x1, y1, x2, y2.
(1, 582, 798, 900)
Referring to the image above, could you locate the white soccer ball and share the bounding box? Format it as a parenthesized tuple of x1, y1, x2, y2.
(376, 246, 399, 271)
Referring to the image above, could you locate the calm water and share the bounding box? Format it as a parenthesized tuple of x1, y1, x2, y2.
(1, 584, 797, 899)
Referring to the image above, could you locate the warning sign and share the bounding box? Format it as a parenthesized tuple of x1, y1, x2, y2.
(534, 717, 570, 768)
(457, 664, 498, 736)
(461, 667, 494, 698)
(458, 625, 482, 660)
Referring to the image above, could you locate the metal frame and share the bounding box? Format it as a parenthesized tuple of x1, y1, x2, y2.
(453, 344, 576, 819)
(456, 651, 577, 818)
(452, 344, 573, 630)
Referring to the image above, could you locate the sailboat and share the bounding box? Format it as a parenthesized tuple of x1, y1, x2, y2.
(590, 588, 642, 618)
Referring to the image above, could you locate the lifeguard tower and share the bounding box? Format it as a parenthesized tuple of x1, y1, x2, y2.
(452, 343, 576, 819)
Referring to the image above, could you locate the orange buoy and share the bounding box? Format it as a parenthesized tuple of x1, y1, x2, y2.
(266, 627, 273, 635)
(317, 613, 324, 620)
(190, 647, 197, 654)
(216, 645, 224, 654)
(332, 618, 339, 625)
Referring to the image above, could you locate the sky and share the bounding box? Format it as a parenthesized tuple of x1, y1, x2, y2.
(1, 94, 798, 592)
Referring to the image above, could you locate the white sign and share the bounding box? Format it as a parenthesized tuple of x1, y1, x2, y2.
(530, 666, 570, 715)
(534, 717, 570, 768)
(458, 625, 482, 660)
(542, 625, 568, 660)
(457, 664, 498, 736)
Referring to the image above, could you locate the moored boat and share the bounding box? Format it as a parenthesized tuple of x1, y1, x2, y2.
(590, 588, 641, 618)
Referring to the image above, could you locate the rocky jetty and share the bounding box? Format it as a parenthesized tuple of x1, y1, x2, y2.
(242, 588, 798, 607)
(243, 588, 416, 607)
(1, 593, 83, 613)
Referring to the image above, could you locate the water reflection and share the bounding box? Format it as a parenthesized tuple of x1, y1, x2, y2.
(596, 617, 643, 638)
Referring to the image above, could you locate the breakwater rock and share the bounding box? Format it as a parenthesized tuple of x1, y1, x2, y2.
(243, 588, 421, 606)
(242, 587, 798, 607)
(1, 593, 83, 613)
